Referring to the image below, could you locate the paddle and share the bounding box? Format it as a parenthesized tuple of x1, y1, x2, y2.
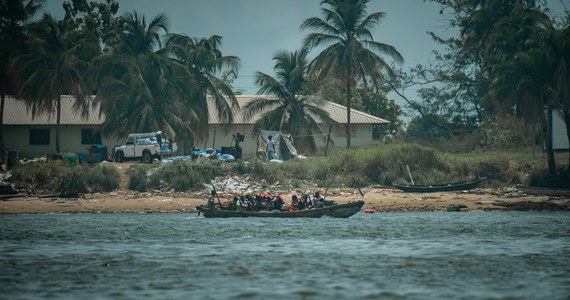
(211, 183, 224, 209)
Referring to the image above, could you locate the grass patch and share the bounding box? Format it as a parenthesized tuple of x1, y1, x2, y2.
(9, 162, 120, 194)
(126, 159, 226, 192)
(7, 143, 567, 194)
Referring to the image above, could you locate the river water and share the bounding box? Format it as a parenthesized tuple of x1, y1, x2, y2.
(1, 212, 569, 300)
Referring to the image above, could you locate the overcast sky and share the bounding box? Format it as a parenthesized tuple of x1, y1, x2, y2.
(45, 0, 568, 97)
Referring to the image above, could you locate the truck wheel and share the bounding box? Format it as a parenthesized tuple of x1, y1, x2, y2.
(115, 152, 124, 163)
(142, 151, 152, 164)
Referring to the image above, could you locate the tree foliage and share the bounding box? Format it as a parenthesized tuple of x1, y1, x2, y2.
(410, 0, 570, 177)
(0, 0, 45, 141)
(243, 49, 335, 154)
(12, 14, 93, 153)
(301, 0, 403, 148)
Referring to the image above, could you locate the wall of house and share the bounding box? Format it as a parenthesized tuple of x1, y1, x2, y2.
(3, 123, 375, 160)
(197, 125, 259, 157)
(3, 125, 120, 159)
(196, 124, 375, 157)
(325, 124, 374, 149)
(552, 111, 569, 150)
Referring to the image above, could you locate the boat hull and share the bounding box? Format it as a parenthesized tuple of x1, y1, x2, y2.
(394, 178, 486, 193)
(196, 201, 365, 218)
(519, 187, 570, 197)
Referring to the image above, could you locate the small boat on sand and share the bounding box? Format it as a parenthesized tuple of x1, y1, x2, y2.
(519, 186, 570, 197)
(393, 177, 486, 193)
(196, 201, 365, 218)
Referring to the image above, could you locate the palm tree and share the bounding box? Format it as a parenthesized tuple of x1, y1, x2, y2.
(94, 12, 195, 141)
(11, 13, 92, 153)
(551, 16, 570, 170)
(301, 0, 403, 148)
(479, 3, 561, 176)
(0, 0, 45, 142)
(242, 49, 335, 153)
(165, 34, 241, 140)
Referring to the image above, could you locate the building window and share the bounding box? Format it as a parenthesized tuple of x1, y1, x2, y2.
(81, 129, 102, 145)
(29, 129, 50, 145)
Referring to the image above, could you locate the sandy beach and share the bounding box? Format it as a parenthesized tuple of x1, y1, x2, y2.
(1, 186, 569, 214)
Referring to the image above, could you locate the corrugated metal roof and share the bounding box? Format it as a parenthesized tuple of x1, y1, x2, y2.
(4, 95, 104, 125)
(208, 95, 389, 125)
(5, 95, 389, 125)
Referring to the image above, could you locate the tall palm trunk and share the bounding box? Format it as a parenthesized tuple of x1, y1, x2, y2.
(563, 110, 570, 172)
(346, 75, 352, 149)
(56, 95, 61, 153)
(542, 108, 556, 177)
(0, 80, 7, 142)
(0, 93, 5, 143)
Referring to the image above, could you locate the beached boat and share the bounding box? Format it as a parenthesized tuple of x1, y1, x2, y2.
(196, 201, 365, 218)
(519, 186, 570, 197)
(393, 177, 486, 193)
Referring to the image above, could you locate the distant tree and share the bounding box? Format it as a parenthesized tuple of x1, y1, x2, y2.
(550, 13, 570, 169)
(424, 0, 569, 175)
(0, 0, 45, 142)
(93, 12, 195, 142)
(61, 0, 119, 92)
(165, 34, 241, 141)
(242, 49, 335, 154)
(353, 87, 405, 140)
(11, 14, 92, 153)
(301, 0, 403, 148)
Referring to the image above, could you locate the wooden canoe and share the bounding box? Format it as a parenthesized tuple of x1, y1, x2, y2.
(519, 186, 570, 197)
(196, 201, 365, 218)
(393, 177, 486, 193)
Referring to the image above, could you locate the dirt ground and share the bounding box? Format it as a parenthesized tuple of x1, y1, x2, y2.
(1, 163, 569, 214)
(2, 186, 570, 214)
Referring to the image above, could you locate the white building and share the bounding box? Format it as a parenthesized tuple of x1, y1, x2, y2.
(1, 95, 389, 159)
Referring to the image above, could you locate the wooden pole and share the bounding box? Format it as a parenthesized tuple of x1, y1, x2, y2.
(406, 165, 415, 185)
(212, 126, 216, 149)
(324, 124, 332, 156)
(211, 183, 223, 209)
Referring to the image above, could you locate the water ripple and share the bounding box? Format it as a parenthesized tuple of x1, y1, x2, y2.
(1, 212, 569, 299)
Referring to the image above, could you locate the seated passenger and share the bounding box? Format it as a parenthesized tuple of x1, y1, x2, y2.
(207, 190, 216, 208)
(312, 192, 325, 208)
(301, 193, 310, 209)
(298, 197, 306, 210)
(264, 193, 273, 210)
(288, 194, 299, 212)
(273, 194, 284, 210)
(236, 196, 247, 212)
(255, 194, 265, 211)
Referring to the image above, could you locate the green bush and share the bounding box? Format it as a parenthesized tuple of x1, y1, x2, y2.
(126, 159, 226, 192)
(127, 164, 156, 192)
(10, 161, 120, 194)
(8, 143, 565, 194)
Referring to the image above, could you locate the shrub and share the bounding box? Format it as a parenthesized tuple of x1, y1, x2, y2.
(126, 159, 227, 192)
(127, 164, 156, 192)
(9, 161, 120, 194)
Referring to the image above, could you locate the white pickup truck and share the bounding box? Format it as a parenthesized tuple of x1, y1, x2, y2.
(113, 132, 177, 164)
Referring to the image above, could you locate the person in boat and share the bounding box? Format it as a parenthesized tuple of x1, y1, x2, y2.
(263, 193, 273, 210)
(312, 191, 325, 208)
(272, 194, 284, 210)
(298, 195, 306, 210)
(288, 194, 299, 212)
(234, 196, 248, 212)
(244, 194, 255, 211)
(207, 190, 216, 208)
(300, 193, 310, 209)
(254, 194, 264, 211)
